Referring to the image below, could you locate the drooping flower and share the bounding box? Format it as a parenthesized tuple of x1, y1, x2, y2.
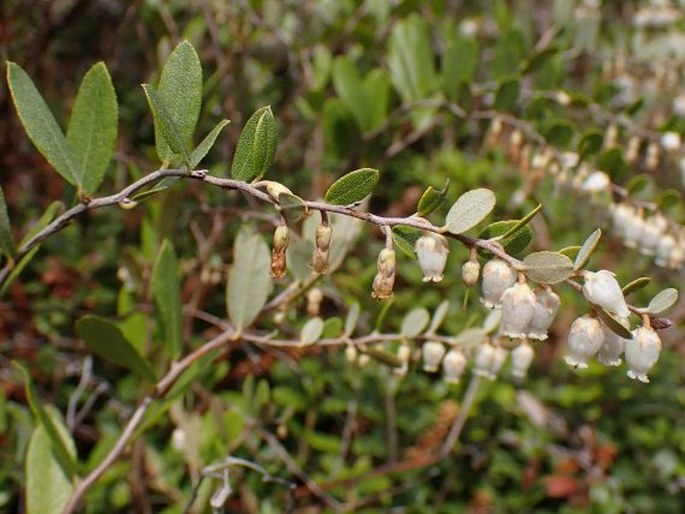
(414, 232, 449, 282)
(527, 288, 561, 340)
(474, 342, 508, 380)
(442, 348, 467, 384)
(511, 341, 535, 379)
(422, 341, 446, 372)
(462, 259, 481, 288)
(312, 224, 332, 274)
(582, 270, 630, 318)
(625, 326, 662, 383)
(371, 248, 396, 299)
(270, 225, 290, 278)
(480, 258, 517, 308)
(565, 315, 604, 369)
(499, 282, 536, 339)
(597, 320, 629, 366)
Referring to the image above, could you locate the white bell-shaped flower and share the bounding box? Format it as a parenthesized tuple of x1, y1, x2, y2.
(660, 131, 681, 152)
(415, 232, 449, 282)
(655, 234, 676, 267)
(580, 171, 610, 193)
(582, 270, 630, 318)
(639, 214, 667, 256)
(564, 315, 604, 369)
(474, 343, 507, 380)
(422, 341, 446, 372)
(668, 243, 685, 269)
(527, 288, 561, 340)
(597, 321, 629, 366)
(480, 258, 517, 308)
(625, 326, 662, 383)
(511, 341, 535, 379)
(442, 349, 467, 384)
(611, 203, 634, 239)
(622, 212, 646, 249)
(499, 282, 536, 339)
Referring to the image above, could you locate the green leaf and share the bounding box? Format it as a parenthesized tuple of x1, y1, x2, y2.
(387, 14, 436, 102)
(574, 228, 601, 270)
(578, 130, 604, 161)
(230, 106, 278, 181)
(392, 226, 421, 259)
(401, 308, 430, 338)
(626, 174, 652, 196)
(523, 251, 574, 284)
(26, 410, 76, 514)
(0, 185, 16, 259)
(494, 78, 520, 111)
(152, 240, 183, 359)
(300, 317, 324, 345)
(13, 362, 77, 478)
(416, 179, 450, 217)
(543, 120, 575, 148)
(189, 119, 230, 168)
(142, 84, 190, 164)
(558, 245, 581, 260)
(479, 219, 532, 257)
(227, 231, 272, 331)
(442, 37, 478, 99)
(7, 62, 81, 186)
(155, 40, 203, 163)
(322, 317, 343, 338)
(66, 62, 118, 194)
(130, 176, 181, 202)
(622, 277, 651, 295)
(595, 308, 632, 339)
(445, 188, 496, 234)
(344, 302, 360, 336)
(324, 168, 379, 205)
(647, 288, 678, 315)
(278, 192, 308, 223)
(286, 238, 314, 281)
(427, 300, 450, 334)
(75, 315, 156, 381)
(498, 204, 542, 240)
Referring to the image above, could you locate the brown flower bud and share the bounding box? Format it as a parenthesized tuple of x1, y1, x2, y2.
(271, 225, 290, 278)
(372, 248, 396, 299)
(312, 224, 333, 275)
(462, 259, 481, 288)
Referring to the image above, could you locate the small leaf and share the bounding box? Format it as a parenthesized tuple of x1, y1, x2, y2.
(66, 62, 118, 194)
(523, 251, 574, 284)
(300, 317, 324, 345)
(574, 228, 601, 270)
(130, 176, 181, 202)
(543, 120, 575, 148)
(558, 245, 581, 260)
(0, 185, 16, 259)
(595, 308, 633, 339)
(647, 288, 679, 315)
(442, 37, 478, 98)
(445, 188, 496, 234)
(387, 14, 436, 102)
(278, 192, 308, 223)
(427, 300, 450, 334)
(324, 168, 380, 205)
(26, 410, 76, 514)
(152, 240, 183, 359)
(392, 226, 421, 259)
(494, 78, 520, 111)
(401, 308, 430, 338)
(155, 40, 203, 163)
(286, 238, 314, 281)
(322, 317, 343, 338)
(7, 62, 81, 186)
(622, 277, 651, 295)
(362, 347, 403, 367)
(231, 106, 278, 181)
(452, 328, 488, 349)
(190, 119, 230, 168)
(479, 219, 532, 257)
(227, 231, 272, 331)
(626, 174, 652, 196)
(578, 130, 604, 160)
(498, 204, 542, 240)
(416, 179, 450, 217)
(75, 315, 156, 381)
(142, 84, 190, 164)
(344, 302, 360, 336)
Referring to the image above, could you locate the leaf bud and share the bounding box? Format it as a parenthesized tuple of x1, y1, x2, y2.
(480, 258, 516, 308)
(306, 287, 324, 317)
(312, 224, 333, 274)
(510, 341, 535, 379)
(371, 248, 396, 299)
(625, 326, 661, 383)
(422, 341, 446, 372)
(414, 232, 449, 282)
(462, 259, 481, 288)
(442, 348, 467, 384)
(582, 270, 630, 318)
(499, 281, 537, 339)
(564, 315, 604, 369)
(527, 288, 560, 340)
(270, 225, 290, 278)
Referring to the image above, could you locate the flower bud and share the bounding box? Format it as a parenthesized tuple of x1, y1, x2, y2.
(511, 341, 535, 379)
(625, 136, 641, 163)
(597, 321, 629, 366)
(462, 259, 481, 287)
(442, 348, 467, 384)
(306, 287, 324, 317)
(580, 171, 610, 193)
(499, 282, 536, 339)
(422, 341, 446, 372)
(270, 225, 290, 278)
(625, 326, 662, 383)
(414, 232, 449, 282)
(357, 353, 370, 367)
(371, 248, 396, 299)
(564, 315, 604, 369)
(480, 258, 516, 308)
(660, 131, 681, 152)
(474, 343, 507, 380)
(345, 344, 358, 363)
(645, 142, 660, 171)
(395, 342, 411, 376)
(527, 288, 560, 340)
(312, 224, 332, 275)
(582, 270, 630, 318)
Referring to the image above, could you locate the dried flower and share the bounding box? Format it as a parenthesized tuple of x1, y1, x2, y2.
(422, 341, 446, 372)
(582, 270, 630, 318)
(372, 248, 396, 299)
(625, 326, 662, 383)
(442, 349, 467, 384)
(565, 315, 604, 369)
(511, 341, 535, 379)
(414, 232, 449, 282)
(462, 259, 480, 287)
(500, 281, 537, 339)
(270, 225, 290, 278)
(527, 288, 560, 340)
(312, 224, 332, 274)
(480, 258, 516, 308)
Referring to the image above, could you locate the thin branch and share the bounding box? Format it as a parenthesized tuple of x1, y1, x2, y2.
(437, 374, 482, 459)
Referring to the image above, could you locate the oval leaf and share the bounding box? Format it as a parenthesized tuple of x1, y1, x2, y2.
(445, 188, 496, 234)
(143, 84, 190, 164)
(190, 119, 230, 168)
(479, 219, 532, 257)
(452, 328, 488, 348)
(622, 277, 651, 295)
(300, 317, 324, 345)
(0, 185, 16, 259)
(344, 301, 361, 336)
(227, 231, 272, 331)
(66, 62, 118, 194)
(417, 179, 450, 217)
(427, 300, 450, 334)
(400, 307, 430, 338)
(278, 192, 308, 223)
(152, 239, 183, 359)
(523, 251, 574, 284)
(231, 106, 278, 181)
(324, 168, 380, 205)
(647, 288, 679, 315)
(558, 245, 581, 260)
(7, 62, 81, 186)
(574, 228, 601, 270)
(595, 307, 633, 339)
(75, 315, 157, 381)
